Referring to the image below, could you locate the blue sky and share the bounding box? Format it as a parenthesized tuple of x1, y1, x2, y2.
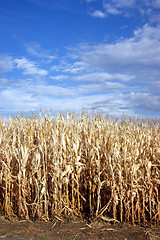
(0, 0, 160, 118)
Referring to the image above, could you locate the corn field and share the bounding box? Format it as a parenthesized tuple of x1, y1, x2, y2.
(0, 111, 160, 224)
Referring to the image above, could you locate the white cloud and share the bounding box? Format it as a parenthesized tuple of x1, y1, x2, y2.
(0, 85, 76, 113)
(73, 24, 160, 79)
(77, 82, 125, 95)
(0, 79, 159, 117)
(51, 60, 87, 74)
(153, 0, 160, 8)
(134, 23, 160, 39)
(88, 0, 136, 18)
(0, 56, 14, 73)
(55, 23, 160, 115)
(88, 0, 160, 18)
(85, 0, 96, 2)
(50, 75, 69, 81)
(0, 88, 38, 112)
(90, 10, 106, 18)
(143, 0, 160, 8)
(0, 77, 27, 88)
(30, 85, 76, 96)
(126, 92, 160, 111)
(150, 13, 160, 23)
(0, 78, 9, 86)
(103, 3, 121, 15)
(1, 21, 160, 117)
(71, 72, 135, 83)
(14, 58, 48, 75)
(109, 0, 135, 8)
(25, 42, 56, 61)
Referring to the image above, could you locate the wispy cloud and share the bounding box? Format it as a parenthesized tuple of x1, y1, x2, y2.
(51, 60, 87, 74)
(88, 0, 135, 18)
(107, 0, 135, 8)
(85, 0, 96, 2)
(56, 23, 160, 114)
(25, 42, 56, 61)
(73, 24, 160, 78)
(30, 85, 77, 96)
(0, 56, 14, 73)
(88, 0, 160, 19)
(40, 23, 160, 115)
(0, 88, 38, 112)
(70, 72, 135, 83)
(50, 75, 69, 81)
(0, 78, 10, 87)
(103, 3, 120, 15)
(90, 10, 106, 18)
(0, 21, 160, 117)
(14, 58, 48, 75)
(0, 77, 31, 88)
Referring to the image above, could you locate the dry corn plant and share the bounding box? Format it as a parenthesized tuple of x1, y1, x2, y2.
(0, 111, 160, 225)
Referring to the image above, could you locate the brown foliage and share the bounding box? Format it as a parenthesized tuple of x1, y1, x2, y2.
(0, 111, 160, 224)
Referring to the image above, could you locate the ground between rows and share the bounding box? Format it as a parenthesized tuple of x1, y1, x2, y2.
(0, 216, 160, 240)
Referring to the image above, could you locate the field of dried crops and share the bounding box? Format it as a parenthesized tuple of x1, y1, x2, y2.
(0, 111, 160, 225)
